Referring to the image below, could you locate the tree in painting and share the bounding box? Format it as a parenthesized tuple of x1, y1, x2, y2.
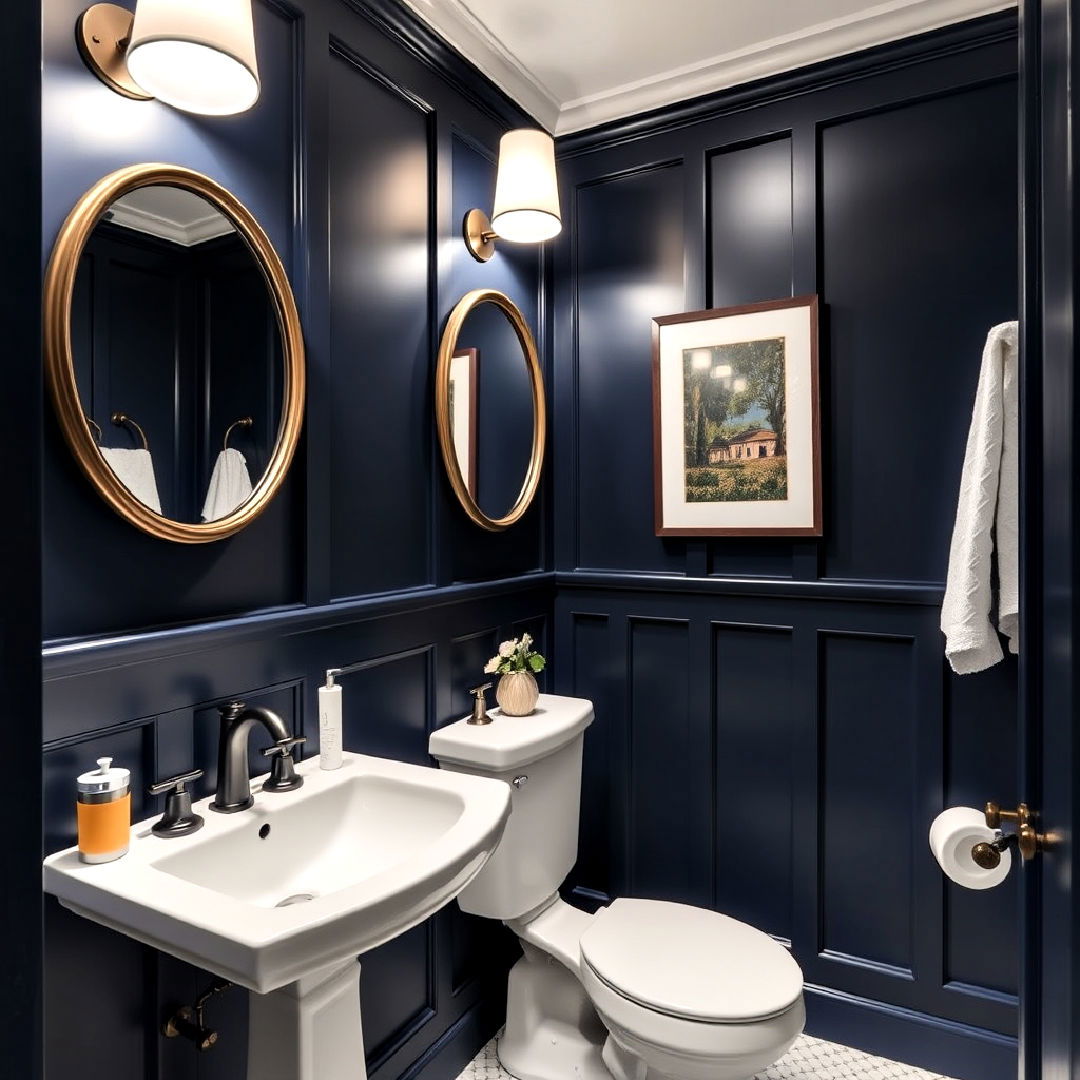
(682, 336, 788, 502)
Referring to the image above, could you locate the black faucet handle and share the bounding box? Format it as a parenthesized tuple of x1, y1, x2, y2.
(262, 735, 306, 759)
(149, 769, 205, 838)
(149, 768, 204, 797)
(262, 736, 305, 794)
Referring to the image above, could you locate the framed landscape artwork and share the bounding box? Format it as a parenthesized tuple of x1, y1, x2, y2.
(652, 295, 821, 536)
(449, 347, 478, 499)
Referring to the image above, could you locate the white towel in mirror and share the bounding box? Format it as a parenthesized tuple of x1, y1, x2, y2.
(202, 447, 253, 522)
(100, 447, 162, 515)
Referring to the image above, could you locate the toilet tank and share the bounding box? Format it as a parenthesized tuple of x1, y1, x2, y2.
(428, 694, 594, 921)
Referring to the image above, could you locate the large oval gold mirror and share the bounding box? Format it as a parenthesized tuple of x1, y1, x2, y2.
(436, 289, 546, 531)
(44, 163, 305, 543)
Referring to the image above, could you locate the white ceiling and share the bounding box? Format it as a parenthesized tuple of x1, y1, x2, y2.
(403, 0, 1015, 134)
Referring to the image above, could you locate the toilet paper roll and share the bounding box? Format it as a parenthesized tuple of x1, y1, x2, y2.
(929, 806, 1011, 890)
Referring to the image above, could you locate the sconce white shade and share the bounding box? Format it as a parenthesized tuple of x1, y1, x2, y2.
(491, 129, 562, 244)
(127, 0, 261, 116)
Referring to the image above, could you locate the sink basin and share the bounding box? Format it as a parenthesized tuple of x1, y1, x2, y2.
(43, 752, 511, 994)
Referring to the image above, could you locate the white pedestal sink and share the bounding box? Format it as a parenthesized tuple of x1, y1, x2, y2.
(43, 752, 512, 1080)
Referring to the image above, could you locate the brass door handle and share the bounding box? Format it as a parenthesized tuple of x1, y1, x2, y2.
(982, 802, 1045, 861)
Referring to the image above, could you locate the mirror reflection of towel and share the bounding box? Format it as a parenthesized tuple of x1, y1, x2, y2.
(202, 447, 253, 522)
(100, 447, 162, 514)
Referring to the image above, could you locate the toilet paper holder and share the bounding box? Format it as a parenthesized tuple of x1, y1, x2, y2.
(971, 802, 1044, 868)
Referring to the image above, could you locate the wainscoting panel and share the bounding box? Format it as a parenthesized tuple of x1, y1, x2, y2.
(712, 622, 794, 940)
(554, 576, 1019, 1078)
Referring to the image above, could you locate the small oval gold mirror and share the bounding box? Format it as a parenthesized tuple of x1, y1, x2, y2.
(44, 163, 305, 543)
(436, 289, 546, 531)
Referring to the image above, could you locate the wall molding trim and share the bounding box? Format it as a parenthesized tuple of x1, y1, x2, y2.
(43, 572, 555, 679)
(556, 9, 1018, 156)
(555, 570, 945, 606)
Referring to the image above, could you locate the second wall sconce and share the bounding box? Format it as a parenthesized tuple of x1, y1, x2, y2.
(463, 129, 562, 263)
(76, 0, 261, 116)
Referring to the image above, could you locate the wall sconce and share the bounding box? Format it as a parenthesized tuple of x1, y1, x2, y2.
(463, 129, 561, 263)
(76, 1, 260, 116)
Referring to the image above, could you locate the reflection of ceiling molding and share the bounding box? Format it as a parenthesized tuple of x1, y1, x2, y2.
(106, 193, 234, 247)
(400, 0, 1015, 136)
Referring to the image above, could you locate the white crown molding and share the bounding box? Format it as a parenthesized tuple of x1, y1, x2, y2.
(555, 0, 1015, 133)
(106, 203, 235, 247)
(400, 0, 1015, 137)
(397, 0, 561, 130)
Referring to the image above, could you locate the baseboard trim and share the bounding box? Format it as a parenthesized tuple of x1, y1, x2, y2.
(804, 983, 1017, 1080)
(399, 993, 506, 1080)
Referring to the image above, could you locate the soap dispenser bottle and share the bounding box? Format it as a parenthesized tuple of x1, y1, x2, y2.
(76, 756, 131, 864)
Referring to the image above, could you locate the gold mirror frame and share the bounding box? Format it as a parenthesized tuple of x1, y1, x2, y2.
(436, 289, 546, 531)
(44, 163, 306, 543)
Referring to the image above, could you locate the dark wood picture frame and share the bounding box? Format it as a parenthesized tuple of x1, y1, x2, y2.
(652, 295, 822, 537)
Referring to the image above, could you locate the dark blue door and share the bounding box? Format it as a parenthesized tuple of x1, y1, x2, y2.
(1020, 2, 1079, 1078)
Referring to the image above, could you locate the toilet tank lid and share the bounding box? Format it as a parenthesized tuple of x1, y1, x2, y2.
(429, 694, 594, 771)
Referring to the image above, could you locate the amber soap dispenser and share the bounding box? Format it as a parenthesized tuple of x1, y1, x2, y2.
(76, 757, 131, 864)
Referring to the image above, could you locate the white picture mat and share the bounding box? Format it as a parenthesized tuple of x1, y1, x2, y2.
(658, 304, 816, 530)
(449, 351, 474, 493)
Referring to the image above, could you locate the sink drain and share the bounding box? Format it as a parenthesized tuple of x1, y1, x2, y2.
(275, 893, 316, 908)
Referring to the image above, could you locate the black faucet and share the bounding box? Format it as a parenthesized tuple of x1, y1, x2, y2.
(211, 701, 305, 813)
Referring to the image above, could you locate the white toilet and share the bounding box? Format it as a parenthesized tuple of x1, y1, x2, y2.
(429, 693, 805, 1080)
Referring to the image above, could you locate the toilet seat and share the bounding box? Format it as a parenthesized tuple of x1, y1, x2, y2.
(579, 899, 803, 1024)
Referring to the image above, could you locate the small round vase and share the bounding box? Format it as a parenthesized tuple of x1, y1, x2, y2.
(496, 671, 539, 716)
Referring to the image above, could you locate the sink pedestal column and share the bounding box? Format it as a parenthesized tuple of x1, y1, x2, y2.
(248, 958, 367, 1080)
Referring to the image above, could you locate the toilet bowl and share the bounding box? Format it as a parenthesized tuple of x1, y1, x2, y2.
(429, 694, 805, 1080)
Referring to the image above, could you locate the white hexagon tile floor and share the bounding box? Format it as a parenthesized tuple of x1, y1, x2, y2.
(454, 1035, 959, 1080)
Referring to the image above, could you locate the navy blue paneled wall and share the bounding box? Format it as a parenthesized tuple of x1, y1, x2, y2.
(552, 15, 1020, 1080)
(40, 1, 549, 1078)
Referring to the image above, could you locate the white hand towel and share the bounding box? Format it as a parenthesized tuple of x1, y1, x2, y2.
(202, 447, 253, 522)
(941, 321, 1019, 674)
(100, 447, 162, 515)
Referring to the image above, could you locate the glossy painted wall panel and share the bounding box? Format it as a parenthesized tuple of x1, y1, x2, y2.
(574, 164, 686, 573)
(820, 632, 916, 971)
(713, 623, 794, 940)
(709, 136, 794, 309)
(327, 47, 433, 600)
(820, 82, 1018, 584)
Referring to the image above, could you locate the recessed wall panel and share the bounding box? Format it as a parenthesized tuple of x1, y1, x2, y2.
(820, 632, 916, 971)
(629, 618, 710, 904)
(339, 647, 432, 766)
(944, 660, 1019, 995)
(820, 81, 1018, 583)
(575, 164, 685, 573)
(709, 136, 793, 309)
(713, 623, 793, 939)
(328, 48, 432, 599)
(571, 613, 614, 894)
